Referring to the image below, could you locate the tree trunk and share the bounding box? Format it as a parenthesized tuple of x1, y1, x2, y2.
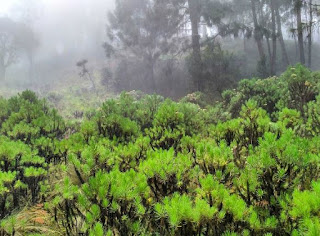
(149, 59, 156, 92)
(250, 0, 267, 74)
(243, 37, 247, 52)
(296, 0, 305, 64)
(308, 0, 313, 68)
(275, 2, 290, 67)
(266, 36, 272, 69)
(0, 59, 6, 81)
(86, 71, 97, 94)
(28, 51, 34, 85)
(143, 54, 157, 93)
(188, 0, 204, 92)
(270, 0, 277, 75)
(251, 0, 265, 59)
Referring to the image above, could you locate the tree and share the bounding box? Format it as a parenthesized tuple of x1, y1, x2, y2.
(250, 0, 266, 63)
(0, 17, 38, 81)
(231, 0, 292, 75)
(270, 0, 277, 75)
(105, 0, 185, 92)
(187, 0, 204, 92)
(295, 0, 306, 64)
(250, 0, 268, 76)
(15, 24, 39, 83)
(275, 0, 290, 67)
(187, 0, 245, 91)
(7, 0, 42, 83)
(0, 18, 20, 81)
(307, 0, 314, 68)
(22, 27, 39, 83)
(76, 59, 97, 93)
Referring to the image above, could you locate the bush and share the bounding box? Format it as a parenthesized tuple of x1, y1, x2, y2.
(2, 65, 320, 235)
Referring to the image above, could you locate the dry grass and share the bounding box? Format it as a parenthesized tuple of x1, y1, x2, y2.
(0, 204, 65, 236)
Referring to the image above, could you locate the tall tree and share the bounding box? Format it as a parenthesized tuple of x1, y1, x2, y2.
(18, 26, 39, 83)
(295, 0, 306, 64)
(307, 0, 313, 68)
(250, 0, 268, 76)
(270, 0, 277, 75)
(190, 0, 247, 90)
(0, 18, 20, 81)
(9, 0, 42, 83)
(0, 17, 39, 81)
(105, 0, 185, 91)
(187, 0, 204, 91)
(275, 0, 290, 67)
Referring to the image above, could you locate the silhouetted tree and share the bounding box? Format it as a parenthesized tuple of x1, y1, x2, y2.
(0, 17, 39, 81)
(295, 0, 306, 64)
(18, 25, 39, 83)
(0, 18, 20, 81)
(104, 0, 185, 92)
(76, 59, 97, 93)
(187, 0, 204, 91)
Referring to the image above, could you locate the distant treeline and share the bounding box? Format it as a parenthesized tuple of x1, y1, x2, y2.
(102, 0, 320, 97)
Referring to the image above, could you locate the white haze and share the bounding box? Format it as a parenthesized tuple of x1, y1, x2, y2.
(0, 0, 115, 85)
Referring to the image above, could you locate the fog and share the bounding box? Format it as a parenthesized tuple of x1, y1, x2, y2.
(0, 0, 114, 90)
(2, 2, 320, 235)
(1, 0, 320, 100)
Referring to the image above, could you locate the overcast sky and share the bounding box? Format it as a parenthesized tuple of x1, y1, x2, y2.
(0, 0, 17, 14)
(0, 0, 115, 58)
(0, 0, 115, 81)
(0, 0, 114, 16)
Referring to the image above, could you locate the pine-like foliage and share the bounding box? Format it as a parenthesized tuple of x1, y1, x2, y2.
(1, 65, 320, 235)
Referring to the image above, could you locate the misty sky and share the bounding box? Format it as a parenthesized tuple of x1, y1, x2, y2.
(0, 0, 115, 57)
(0, 0, 17, 14)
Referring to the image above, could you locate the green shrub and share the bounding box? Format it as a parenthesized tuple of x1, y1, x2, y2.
(283, 64, 318, 116)
(147, 100, 204, 150)
(2, 65, 320, 235)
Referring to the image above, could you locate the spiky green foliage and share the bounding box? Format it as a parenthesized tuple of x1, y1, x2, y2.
(0, 91, 67, 234)
(220, 64, 320, 121)
(2, 65, 320, 235)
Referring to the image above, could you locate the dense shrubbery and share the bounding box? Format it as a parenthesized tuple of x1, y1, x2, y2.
(220, 64, 319, 120)
(0, 91, 67, 234)
(1, 65, 320, 235)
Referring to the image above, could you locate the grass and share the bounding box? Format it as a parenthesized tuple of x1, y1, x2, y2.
(0, 68, 116, 121)
(0, 204, 64, 236)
